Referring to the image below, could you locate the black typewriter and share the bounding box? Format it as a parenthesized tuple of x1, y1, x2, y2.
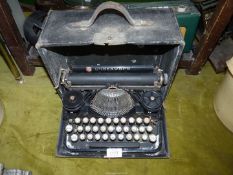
(36, 1, 184, 158)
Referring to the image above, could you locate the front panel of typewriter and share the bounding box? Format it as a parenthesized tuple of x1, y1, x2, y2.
(36, 2, 184, 158)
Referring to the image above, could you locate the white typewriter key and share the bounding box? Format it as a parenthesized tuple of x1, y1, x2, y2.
(139, 126, 145, 133)
(143, 117, 150, 125)
(108, 126, 115, 133)
(146, 125, 153, 133)
(98, 117, 104, 124)
(110, 134, 116, 141)
(87, 133, 93, 140)
(149, 134, 157, 143)
(68, 119, 73, 123)
(131, 125, 138, 133)
(90, 117, 96, 124)
(79, 134, 86, 141)
(65, 124, 73, 133)
(74, 117, 81, 124)
(142, 134, 148, 141)
(136, 117, 143, 124)
(118, 134, 124, 141)
(100, 125, 107, 133)
(116, 126, 122, 133)
(83, 117, 89, 124)
(70, 134, 78, 142)
(102, 134, 108, 141)
(123, 126, 129, 133)
(126, 134, 132, 141)
(129, 117, 135, 124)
(105, 118, 112, 124)
(113, 118, 119, 124)
(134, 134, 140, 141)
(92, 125, 99, 133)
(94, 134, 101, 141)
(120, 117, 127, 124)
(77, 126, 83, 133)
(85, 125, 91, 133)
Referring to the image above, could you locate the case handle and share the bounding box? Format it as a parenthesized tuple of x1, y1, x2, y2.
(78, 1, 138, 27)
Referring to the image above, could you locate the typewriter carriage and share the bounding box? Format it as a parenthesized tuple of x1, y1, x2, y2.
(40, 44, 181, 92)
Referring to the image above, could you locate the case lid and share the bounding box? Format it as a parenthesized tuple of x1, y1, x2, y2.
(36, 1, 184, 47)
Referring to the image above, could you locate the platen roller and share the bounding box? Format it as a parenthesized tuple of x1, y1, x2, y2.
(67, 73, 167, 86)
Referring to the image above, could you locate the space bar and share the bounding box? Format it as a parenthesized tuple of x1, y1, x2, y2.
(88, 142, 140, 148)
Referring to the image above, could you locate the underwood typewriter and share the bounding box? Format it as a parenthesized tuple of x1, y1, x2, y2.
(36, 1, 184, 158)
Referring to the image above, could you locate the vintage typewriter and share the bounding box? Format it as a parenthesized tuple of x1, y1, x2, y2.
(36, 1, 184, 158)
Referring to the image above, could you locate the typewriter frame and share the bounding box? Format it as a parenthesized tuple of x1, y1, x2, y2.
(36, 2, 184, 158)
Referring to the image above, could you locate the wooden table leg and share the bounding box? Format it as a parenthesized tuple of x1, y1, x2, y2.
(0, 0, 35, 76)
(186, 0, 233, 75)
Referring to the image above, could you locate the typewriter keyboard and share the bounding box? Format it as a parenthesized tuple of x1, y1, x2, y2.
(64, 115, 160, 152)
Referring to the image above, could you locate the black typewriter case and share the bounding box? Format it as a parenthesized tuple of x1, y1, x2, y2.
(36, 1, 184, 158)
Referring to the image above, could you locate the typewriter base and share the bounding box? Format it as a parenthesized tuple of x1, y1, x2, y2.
(56, 108, 168, 158)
